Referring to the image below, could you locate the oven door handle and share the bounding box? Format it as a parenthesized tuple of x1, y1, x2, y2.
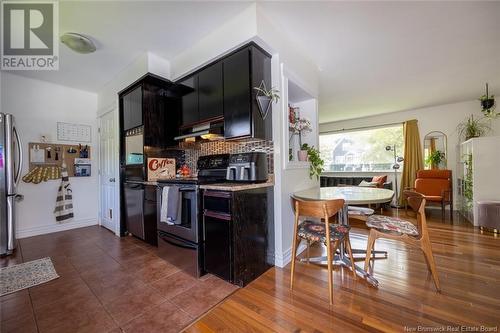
(158, 233, 196, 250)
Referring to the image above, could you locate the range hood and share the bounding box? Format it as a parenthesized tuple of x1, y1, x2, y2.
(174, 120, 224, 141)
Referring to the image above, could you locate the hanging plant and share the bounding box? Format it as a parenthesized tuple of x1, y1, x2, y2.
(253, 82, 280, 120)
(479, 83, 497, 118)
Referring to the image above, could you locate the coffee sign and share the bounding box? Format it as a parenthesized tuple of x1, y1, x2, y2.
(147, 158, 175, 181)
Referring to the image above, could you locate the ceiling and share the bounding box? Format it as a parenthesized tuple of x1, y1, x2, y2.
(259, 1, 500, 123)
(8, 1, 251, 92)
(6, 1, 500, 123)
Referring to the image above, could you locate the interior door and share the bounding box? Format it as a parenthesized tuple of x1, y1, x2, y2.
(99, 109, 119, 234)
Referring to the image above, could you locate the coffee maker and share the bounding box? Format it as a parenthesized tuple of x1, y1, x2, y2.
(226, 152, 268, 183)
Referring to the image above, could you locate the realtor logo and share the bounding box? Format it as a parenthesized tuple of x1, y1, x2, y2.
(1, 0, 59, 70)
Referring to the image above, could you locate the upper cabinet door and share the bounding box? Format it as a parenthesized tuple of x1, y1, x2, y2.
(122, 86, 143, 131)
(179, 75, 199, 126)
(223, 49, 251, 139)
(198, 61, 223, 121)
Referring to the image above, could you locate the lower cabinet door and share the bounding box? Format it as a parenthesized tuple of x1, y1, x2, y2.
(203, 212, 232, 282)
(123, 183, 145, 239)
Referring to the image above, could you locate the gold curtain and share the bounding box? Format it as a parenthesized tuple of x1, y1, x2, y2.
(399, 119, 424, 205)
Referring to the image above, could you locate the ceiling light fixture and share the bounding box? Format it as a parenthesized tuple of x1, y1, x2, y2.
(60, 33, 96, 54)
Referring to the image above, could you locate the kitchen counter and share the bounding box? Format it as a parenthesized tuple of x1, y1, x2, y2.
(199, 176, 274, 192)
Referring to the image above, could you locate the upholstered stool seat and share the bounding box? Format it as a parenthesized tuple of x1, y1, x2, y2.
(348, 206, 375, 216)
(298, 221, 350, 244)
(366, 215, 419, 236)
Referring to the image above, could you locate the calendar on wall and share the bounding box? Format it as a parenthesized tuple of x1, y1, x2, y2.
(57, 122, 92, 142)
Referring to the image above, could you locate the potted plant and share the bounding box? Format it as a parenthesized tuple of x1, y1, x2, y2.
(301, 144, 324, 180)
(457, 115, 491, 141)
(298, 144, 309, 161)
(425, 150, 445, 169)
(253, 83, 280, 119)
(289, 117, 312, 161)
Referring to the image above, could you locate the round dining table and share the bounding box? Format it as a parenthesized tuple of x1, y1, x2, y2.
(292, 186, 395, 287)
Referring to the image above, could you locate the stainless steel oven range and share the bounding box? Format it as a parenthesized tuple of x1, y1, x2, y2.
(156, 154, 229, 278)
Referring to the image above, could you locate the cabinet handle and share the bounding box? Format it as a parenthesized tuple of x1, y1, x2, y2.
(204, 210, 231, 221)
(204, 190, 231, 199)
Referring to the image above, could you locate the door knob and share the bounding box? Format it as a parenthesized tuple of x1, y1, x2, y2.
(109, 178, 116, 182)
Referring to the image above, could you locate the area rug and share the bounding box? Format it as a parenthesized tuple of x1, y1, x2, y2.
(0, 257, 59, 296)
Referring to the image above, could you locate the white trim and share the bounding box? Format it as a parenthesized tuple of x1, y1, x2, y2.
(97, 107, 121, 236)
(97, 101, 118, 118)
(274, 243, 307, 268)
(16, 218, 98, 239)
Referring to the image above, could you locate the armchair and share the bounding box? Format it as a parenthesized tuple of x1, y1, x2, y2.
(406, 170, 453, 221)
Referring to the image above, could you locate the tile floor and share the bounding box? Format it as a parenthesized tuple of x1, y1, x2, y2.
(0, 226, 238, 333)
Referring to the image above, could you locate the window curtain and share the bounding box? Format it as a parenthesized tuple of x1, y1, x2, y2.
(399, 119, 424, 205)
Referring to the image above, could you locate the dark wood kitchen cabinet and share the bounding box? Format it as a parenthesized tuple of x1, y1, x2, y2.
(175, 42, 271, 140)
(118, 73, 181, 237)
(202, 187, 274, 287)
(223, 45, 272, 140)
(178, 75, 199, 126)
(119, 73, 181, 148)
(122, 86, 143, 131)
(198, 61, 224, 121)
(179, 61, 224, 126)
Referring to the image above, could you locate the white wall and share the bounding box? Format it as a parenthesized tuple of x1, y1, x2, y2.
(319, 100, 500, 207)
(170, 4, 258, 79)
(1, 73, 99, 238)
(272, 61, 320, 267)
(97, 52, 171, 113)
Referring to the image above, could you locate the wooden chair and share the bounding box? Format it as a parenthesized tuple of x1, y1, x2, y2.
(291, 198, 357, 305)
(364, 190, 441, 291)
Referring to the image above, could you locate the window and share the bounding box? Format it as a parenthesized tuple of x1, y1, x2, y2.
(319, 125, 404, 172)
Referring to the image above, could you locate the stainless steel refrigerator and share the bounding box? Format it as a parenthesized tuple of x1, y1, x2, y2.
(0, 113, 23, 256)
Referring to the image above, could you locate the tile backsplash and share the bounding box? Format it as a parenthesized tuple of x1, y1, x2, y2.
(180, 140, 274, 174)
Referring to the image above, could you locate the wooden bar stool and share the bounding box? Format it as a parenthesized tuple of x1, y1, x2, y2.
(364, 190, 441, 291)
(290, 198, 357, 305)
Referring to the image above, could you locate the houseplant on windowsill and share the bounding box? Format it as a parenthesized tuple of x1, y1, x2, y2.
(289, 117, 312, 161)
(425, 150, 445, 169)
(457, 115, 491, 141)
(301, 144, 324, 180)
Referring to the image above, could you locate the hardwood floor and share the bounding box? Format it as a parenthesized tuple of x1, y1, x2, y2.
(0, 226, 238, 333)
(186, 209, 500, 333)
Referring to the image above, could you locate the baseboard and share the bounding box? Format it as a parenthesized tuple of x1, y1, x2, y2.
(16, 218, 98, 238)
(275, 243, 307, 268)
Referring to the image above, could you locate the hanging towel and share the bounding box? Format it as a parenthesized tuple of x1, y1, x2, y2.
(160, 186, 180, 225)
(54, 162, 74, 223)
